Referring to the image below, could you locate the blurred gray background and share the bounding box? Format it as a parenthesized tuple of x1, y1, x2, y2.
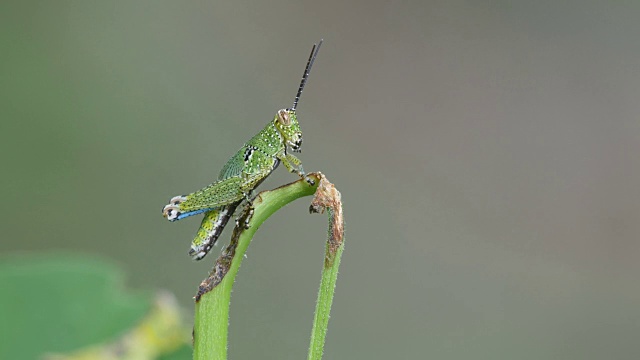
(1, 1, 639, 359)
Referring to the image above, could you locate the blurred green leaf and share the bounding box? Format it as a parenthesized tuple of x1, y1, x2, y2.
(0, 254, 150, 359)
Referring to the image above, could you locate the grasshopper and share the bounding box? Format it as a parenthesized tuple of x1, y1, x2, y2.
(162, 40, 323, 260)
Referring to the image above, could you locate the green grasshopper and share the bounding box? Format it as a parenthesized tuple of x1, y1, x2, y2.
(162, 40, 323, 260)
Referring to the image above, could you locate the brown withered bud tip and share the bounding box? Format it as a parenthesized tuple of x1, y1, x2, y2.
(309, 173, 344, 265)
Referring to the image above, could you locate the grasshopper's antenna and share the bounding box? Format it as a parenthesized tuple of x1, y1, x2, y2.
(291, 39, 323, 111)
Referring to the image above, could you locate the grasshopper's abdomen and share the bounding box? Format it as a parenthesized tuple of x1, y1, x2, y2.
(189, 202, 240, 260)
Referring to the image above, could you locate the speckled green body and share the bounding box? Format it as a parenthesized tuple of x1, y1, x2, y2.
(162, 110, 311, 260)
(162, 40, 322, 260)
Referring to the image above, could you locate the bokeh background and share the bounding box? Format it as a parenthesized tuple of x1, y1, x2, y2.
(2, 1, 639, 359)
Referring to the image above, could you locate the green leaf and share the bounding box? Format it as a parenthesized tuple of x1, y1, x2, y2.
(0, 253, 150, 359)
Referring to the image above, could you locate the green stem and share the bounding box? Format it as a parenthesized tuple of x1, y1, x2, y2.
(193, 175, 319, 360)
(308, 236, 344, 360)
(307, 182, 345, 360)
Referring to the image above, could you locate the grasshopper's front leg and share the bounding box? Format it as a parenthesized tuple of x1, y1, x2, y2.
(277, 150, 315, 185)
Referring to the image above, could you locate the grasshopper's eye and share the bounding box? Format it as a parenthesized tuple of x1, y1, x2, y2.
(277, 109, 291, 125)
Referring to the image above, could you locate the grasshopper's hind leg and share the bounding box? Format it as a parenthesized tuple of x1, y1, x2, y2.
(189, 202, 240, 260)
(162, 195, 212, 221)
(162, 177, 248, 221)
(162, 196, 188, 221)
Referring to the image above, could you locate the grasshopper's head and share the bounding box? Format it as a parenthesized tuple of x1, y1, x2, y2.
(275, 39, 322, 153)
(275, 108, 303, 152)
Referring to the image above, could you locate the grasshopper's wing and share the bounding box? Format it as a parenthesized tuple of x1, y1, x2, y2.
(218, 144, 278, 180)
(162, 176, 245, 221)
(218, 150, 245, 180)
(219, 144, 280, 181)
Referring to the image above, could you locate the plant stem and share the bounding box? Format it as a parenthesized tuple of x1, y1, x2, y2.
(193, 174, 320, 360)
(308, 238, 344, 360)
(308, 180, 345, 360)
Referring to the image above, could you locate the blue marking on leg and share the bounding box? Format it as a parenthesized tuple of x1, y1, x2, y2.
(177, 208, 211, 220)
